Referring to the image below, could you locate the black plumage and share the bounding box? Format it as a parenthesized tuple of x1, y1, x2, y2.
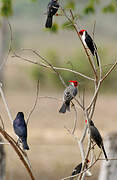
(70, 160, 89, 180)
(70, 163, 82, 180)
(89, 120, 108, 161)
(85, 31, 99, 66)
(45, 0, 59, 28)
(13, 112, 29, 150)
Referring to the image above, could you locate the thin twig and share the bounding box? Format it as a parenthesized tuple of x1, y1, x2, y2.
(92, 20, 96, 41)
(0, 114, 5, 129)
(0, 83, 13, 124)
(27, 80, 40, 125)
(0, 19, 13, 71)
(60, 6, 98, 81)
(61, 151, 102, 180)
(101, 61, 117, 82)
(0, 127, 35, 180)
(12, 52, 95, 81)
(71, 103, 78, 134)
(21, 48, 67, 87)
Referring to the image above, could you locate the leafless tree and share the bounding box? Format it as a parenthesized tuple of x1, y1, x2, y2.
(0, 3, 117, 180)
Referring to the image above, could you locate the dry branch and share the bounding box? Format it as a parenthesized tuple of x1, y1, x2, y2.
(0, 127, 35, 180)
(27, 80, 40, 125)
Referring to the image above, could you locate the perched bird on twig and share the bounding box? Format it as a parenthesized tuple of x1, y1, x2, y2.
(13, 112, 29, 150)
(87, 120, 108, 161)
(79, 29, 99, 66)
(45, 0, 59, 28)
(70, 159, 90, 180)
(59, 80, 78, 113)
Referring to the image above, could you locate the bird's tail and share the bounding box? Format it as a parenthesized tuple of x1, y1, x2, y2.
(59, 102, 70, 113)
(22, 138, 29, 150)
(45, 15, 53, 28)
(102, 144, 108, 161)
(95, 51, 99, 66)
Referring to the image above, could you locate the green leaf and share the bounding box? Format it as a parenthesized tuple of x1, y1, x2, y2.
(62, 21, 74, 30)
(83, 5, 95, 15)
(45, 23, 59, 33)
(1, 0, 12, 17)
(102, 3, 116, 13)
(65, 0, 75, 10)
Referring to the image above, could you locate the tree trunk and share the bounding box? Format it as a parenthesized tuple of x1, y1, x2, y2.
(0, 17, 8, 82)
(98, 132, 117, 180)
(0, 136, 6, 180)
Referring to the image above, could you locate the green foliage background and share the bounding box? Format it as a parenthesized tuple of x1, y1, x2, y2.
(0, 0, 117, 93)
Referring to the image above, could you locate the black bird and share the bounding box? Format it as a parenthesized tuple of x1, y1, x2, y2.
(79, 29, 99, 66)
(70, 160, 89, 180)
(89, 120, 108, 161)
(45, 0, 59, 28)
(13, 112, 29, 150)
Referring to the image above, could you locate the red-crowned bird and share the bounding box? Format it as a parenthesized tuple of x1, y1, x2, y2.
(88, 120, 108, 161)
(59, 80, 78, 113)
(70, 159, 90, 180)
(79, 29, 99, 66)
(45, 0, 59, 28)
(13, 112, 29, 150)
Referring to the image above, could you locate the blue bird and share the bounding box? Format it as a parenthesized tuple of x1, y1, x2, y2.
(13, 112, 29, 150)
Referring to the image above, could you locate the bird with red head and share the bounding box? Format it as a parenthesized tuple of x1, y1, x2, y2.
(68, 80, 79, 87)
(59, 80, 79, 113)
(79, 29, 99, 66)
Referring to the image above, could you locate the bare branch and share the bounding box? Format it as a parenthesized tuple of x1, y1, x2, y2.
(60, 6, 98, 81)
(61, 151, 102, 180)
(39, 96, 61, 101)
(21, 48, 67, 87)
(27, 80, 39, 125)
(101, 61, 117, 82)
(92, 20, 96, 41)
(86, 80, 101, 111)
(0, 82, 13, 124)
(12, 52, 95, 81)
(0, 127, 35, 180)
(71, 103, 78, 134)
(0, 19, 13, 71)
(0, 114, 5, 129)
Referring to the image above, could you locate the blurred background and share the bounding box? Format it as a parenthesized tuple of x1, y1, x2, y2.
(0, 0, 117, 179)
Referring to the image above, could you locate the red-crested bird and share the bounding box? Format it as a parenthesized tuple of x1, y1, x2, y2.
(86, 120, 108, 161)
(59, 80, 78, 113)
(79, 29, 99, 66)
(45, 0, 59, 28)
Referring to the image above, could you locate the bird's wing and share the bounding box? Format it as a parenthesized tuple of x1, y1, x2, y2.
(13, 119, 27, 138)
(85, 33, 96, 55)
(90, 126, 102, 148)
(73, 87, 77, 97)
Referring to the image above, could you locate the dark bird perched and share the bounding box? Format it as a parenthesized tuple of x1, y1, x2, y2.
(59, 80, 78, 113)
(70, 160, 89, 180)
(13, 112, 29, 150)
(45, 0, 59, 28)
(79, 29, 99, 66)
(89, 120, 108, 161)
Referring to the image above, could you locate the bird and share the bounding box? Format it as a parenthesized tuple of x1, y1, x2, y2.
(88, 120, 108, 161)
(13, 112, 29, 150)
(70, 160, 89, 180)
(79, 29, 99, 66)
(45, 0, 59, 28)
(59, 80, 78, 113)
